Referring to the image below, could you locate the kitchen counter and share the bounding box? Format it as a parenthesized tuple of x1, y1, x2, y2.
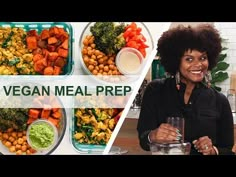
(112, 118, 151, 155)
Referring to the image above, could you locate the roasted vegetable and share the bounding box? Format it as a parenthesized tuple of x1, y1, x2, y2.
(90, 22, 126, 55)
(0, 108, 29, 131)
(74, 108, 119, 145)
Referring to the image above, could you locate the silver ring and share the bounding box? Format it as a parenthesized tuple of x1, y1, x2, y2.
(204, 144, 209, 150)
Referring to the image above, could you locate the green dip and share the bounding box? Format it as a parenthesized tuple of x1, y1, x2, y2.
(29, 122, 55, 149)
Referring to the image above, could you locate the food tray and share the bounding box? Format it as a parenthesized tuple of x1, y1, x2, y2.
(70, 108, 123, 154)
(0, 22, 74, 75)
(0, 99, 67, 155)
(78, 22, 154, 83)
(70, 109, 105, 153)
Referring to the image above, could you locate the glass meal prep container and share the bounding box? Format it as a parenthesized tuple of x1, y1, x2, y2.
(70, 108, 123, 154)
(78, 22, 154, 79)
(0, 96, 67, 155)
(0, 22, 74, 75)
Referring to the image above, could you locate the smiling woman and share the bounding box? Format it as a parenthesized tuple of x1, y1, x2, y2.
(137, 24, 234, 155)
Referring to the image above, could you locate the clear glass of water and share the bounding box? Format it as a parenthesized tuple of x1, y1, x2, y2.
(166, 117, 185, 141)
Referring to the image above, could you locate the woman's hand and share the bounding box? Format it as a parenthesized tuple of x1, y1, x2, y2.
(192, 136, 217, 155)
(149, 123, 181, 142)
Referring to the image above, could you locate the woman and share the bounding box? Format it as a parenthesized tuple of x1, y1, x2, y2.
(137, 24, 234, 155)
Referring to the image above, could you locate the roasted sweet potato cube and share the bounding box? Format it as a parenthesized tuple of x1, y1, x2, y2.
(48, 52, 59, 61)
(47, 45, 56, 52)
(32, 48, 43, 55)
(61, 39, 68, 49)
(53, 66, 61, 75)
(33, 53, 44, 62)
(29, 109, 40, 119)
(37, 40, 47, 49)
(54, 57, 65, 68)
(48, 37, 58, 44)
(41, 29, 50, 40)
(27, 30, 38, 37)
(58, 48, 68, 58)
(26, 36, 37, 50)
(49, 27, 60, 36)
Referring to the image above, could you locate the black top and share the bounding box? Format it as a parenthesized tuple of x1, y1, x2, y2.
(137, 78, 234, 155)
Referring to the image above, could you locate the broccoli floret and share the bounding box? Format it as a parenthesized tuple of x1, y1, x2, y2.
(114, 22, 126, 36)
(90, 22, 126, 55)
(114, 33, 126, 52)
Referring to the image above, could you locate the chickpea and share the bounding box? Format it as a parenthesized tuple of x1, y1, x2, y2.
(9, 146, 16, 153)
(88, 65, 94, 71)
(104, 66, 109, 72)
(13, 140, 18, 146)
(22, 135, 27, 142)
(11, 132, 17, 138)
(99, 64, 104, 69)
(107, 59, 114, 65)
(108, 70, 112, 75)
(83, 38, 89, 46)
(17, 138, 24, 145)
(103, 56, 108, 61)
(87, 46, 93, 51)
(92, 70, 98, 75)
(17, 132, 23, 138)
(82, 48, 88, 55)
(8, 136, 15, 143)
(87, 50, 93, 56)
(23, 131, 26, 135)
(16, 145, 22, 152)
(109, 64, 115, 70)
(88, 37, 94, 44)
(83, 55, 89, 63)
(26, 150, 31, 155)
(21, 145, 27, 152)
(95, 50, 100, 56)
(112, 70, 118, 75)
(91, 55, 96, 60)
(95, 66, 99, 71)
(2, 139, 7, 145)
(98, 58, 104, 64)
(97, 54, 103, 59)
(91, 43, 96, 49)
(88, 59, 95, 65)
(2, 133, 9, 140)
(93, 61, 98, 66)
(5, 141, 12, 147)
(16, 150, 22, 155)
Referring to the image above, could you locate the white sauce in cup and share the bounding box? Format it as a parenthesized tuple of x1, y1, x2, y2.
(116, 47, 143, 75)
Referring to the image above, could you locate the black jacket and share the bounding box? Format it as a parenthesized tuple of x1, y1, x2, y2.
(137, 78, 234, 155)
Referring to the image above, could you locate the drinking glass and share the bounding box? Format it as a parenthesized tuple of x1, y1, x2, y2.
(166, 117, 185, 141)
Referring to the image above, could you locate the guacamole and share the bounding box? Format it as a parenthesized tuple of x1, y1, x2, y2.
(28, 121, 55, 149)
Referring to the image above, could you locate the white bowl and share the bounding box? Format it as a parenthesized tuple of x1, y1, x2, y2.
(26, 119, 58, 153)
(115, 47, 144, 75)
(78, 22, 154, 79)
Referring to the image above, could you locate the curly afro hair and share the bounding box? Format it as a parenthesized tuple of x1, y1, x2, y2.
(157, 24, 222, 75)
